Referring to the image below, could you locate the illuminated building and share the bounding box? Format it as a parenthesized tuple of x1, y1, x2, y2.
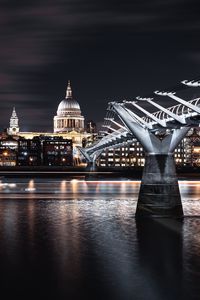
(0, 137, 18, 166)
(54, 81, 84, 133)
(98, 140, 145, 167)
(0, 137, 18, 150)
(7, 107, 19, 135)
(181, 128, 200, 167)
(98, 128, 200, 168)
(5, 81, 92, 165)
(0, 149, 16, 166)
(43, 138, 73, 166)
(17, 137, 42, 166)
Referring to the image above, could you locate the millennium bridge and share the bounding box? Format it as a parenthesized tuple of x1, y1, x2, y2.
(79, 78, 200, 219)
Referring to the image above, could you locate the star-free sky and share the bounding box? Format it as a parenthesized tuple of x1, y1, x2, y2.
(0, 0, 200, 131)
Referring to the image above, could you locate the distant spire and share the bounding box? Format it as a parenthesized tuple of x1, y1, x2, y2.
(66, 80, 72, 98)
(11, 107, 17, 118)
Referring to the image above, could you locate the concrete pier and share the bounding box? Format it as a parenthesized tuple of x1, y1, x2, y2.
(136, 154, 183, 218)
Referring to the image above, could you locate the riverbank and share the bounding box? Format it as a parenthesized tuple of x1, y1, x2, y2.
(0, 166, 199, 179)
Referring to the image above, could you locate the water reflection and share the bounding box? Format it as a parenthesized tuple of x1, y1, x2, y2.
(0, 194, 199, 298)
(179, 181, 200, 200)
(1, 179, 200, 216)
(1, 179, 200, 298)
(136, 219, 184, 300)
(60, 180, 67, 193)
(25, 179, 36, 192)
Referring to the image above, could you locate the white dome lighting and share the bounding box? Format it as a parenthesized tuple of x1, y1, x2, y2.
(54, 81, 85, 133)
(57, 99, 81, 116)
(57, 81, 81, 116)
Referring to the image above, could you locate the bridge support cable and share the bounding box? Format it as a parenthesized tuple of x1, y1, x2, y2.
(136, 97, 186, 124)
(154, 91, 200, 114)
(124, 107, 153, 129)
(102, 125, 118, 132)
(126, 101, 167, 127)
(104, 118, 128, 131)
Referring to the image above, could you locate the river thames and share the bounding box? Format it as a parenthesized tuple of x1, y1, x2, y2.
(0, 177, 200, 299)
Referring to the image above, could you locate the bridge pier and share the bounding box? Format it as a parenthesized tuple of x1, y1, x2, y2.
(86, 161, 97, 172)
(136, 154, 183, 218)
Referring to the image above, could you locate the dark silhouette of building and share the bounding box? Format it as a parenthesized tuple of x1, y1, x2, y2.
(43, 137, 73, 166)
(17, 136, 73, 166)
(17, 137, 42, 166)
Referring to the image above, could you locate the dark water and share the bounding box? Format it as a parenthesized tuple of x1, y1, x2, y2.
(0, 178, 200, 299)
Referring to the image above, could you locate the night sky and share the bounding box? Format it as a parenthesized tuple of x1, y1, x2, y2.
(0, 0, 200, 131)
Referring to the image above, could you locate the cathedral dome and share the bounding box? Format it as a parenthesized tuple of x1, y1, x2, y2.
(57, 81, 81, 116)
(54, 81, 85, 133)
(57, 99, 81, 115)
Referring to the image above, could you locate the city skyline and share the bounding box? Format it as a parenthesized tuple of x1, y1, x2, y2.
(0, 0, 200, 131)
(1, 81, 97, 133)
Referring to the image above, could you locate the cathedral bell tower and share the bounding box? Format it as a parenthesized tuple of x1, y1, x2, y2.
(7, 107, 19, 135)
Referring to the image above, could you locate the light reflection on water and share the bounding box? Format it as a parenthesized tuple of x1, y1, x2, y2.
(1, 179, 200, 216)
(0, 178, 200, 299)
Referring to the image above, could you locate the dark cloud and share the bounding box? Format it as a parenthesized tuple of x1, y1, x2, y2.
(0, 0, 200, 131)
